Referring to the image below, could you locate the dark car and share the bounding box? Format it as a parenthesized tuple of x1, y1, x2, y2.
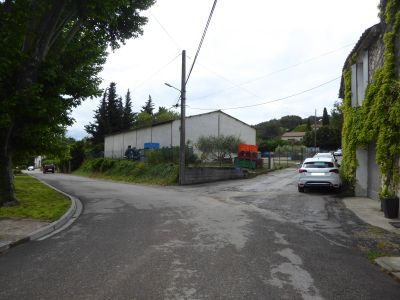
(43, 164, 55, 174)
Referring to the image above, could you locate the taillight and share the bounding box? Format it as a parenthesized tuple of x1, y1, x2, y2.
(299, 169, 307, 173)
(330, 169, 339, 174)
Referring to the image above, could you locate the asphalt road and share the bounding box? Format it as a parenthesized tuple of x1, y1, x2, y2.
(1, 169, 399, 299)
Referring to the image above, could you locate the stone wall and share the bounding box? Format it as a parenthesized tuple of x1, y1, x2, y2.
(368, 37, 385, 82)
(183, 167, 245, 185)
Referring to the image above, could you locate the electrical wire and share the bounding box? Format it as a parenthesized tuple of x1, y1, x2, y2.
(189, 43, 354, 101)
(131, 53, 181, 92)
(149, 10, 181, 50)
(186, 0, 218, 85)
(187, 76, 341, 111)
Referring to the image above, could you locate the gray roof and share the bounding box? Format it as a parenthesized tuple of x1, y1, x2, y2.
(282, 131, 306, 138)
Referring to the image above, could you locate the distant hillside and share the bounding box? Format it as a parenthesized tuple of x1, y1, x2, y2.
(255, 115, 316, 140)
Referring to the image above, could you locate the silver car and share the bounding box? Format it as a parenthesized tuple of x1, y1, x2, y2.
(298, 157, 341, 192)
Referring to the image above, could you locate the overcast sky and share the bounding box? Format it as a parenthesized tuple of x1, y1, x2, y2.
(68, 0, 380, 140)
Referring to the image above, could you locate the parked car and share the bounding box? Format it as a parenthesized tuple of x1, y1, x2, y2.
(27, 166, 34, 171)
(43, 164, 55, 174)
(333, 149, 342, 156)
(298, 157, 341, 192)
(314, 152, 337, 162)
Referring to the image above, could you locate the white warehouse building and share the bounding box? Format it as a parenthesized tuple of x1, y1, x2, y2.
(104, 110, 256, 158)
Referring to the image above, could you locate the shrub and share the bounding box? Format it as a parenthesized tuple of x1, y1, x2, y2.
(76, 158, 179, 185)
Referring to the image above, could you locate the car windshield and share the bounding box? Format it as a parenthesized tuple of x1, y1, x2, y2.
(304, 161, 334, 168)
(316, 154, 332, 157)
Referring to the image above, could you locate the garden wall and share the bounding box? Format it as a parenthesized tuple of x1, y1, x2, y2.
(183, 167, 245, 185)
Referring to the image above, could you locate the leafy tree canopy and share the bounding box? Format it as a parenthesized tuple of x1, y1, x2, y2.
(154, 107, 180, 124)
(0, 0, 155, 206)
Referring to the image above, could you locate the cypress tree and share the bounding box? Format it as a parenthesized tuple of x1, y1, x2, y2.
(122, 89, 136, 130)
(107, 82, 121, 132)
(322, 107, 330, 126)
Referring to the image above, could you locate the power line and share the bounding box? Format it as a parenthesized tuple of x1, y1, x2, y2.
(149, 10, 181, 50)
(187, 56, 265, 101)
(186, 0, 218, 85)
(187, 76, 341, 111)
(189, 43, 354, 101)
(131, 53, 181, 92)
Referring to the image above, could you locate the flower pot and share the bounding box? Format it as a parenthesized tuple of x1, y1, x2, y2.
(382, 196, 399, 219)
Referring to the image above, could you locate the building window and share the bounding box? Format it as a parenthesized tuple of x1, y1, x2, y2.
(351, 51, 369, 107)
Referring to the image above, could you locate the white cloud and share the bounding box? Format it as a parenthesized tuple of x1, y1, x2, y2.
(68, 0, 380, 139)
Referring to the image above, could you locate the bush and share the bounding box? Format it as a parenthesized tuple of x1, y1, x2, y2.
(76, 159, 179, 185)
(147, 150, 163, 165)
(80, 157, 104, 172)
(100, 158, 115, 172)
(13, 168, 22, 175)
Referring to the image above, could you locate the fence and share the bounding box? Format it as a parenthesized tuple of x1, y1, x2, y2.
(271, 146, 316, 169)
(103, 145, 319, 170)
(104, 146, 197, 164)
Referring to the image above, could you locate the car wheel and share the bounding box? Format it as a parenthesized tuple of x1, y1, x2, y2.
(298, 186, 305, 193)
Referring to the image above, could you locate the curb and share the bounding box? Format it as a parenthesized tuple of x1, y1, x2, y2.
(0, 174, 83, 254)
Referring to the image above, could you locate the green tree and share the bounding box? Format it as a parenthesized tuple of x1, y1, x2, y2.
(279, 115, 303, 131)
(322, 107, 330, 126)
(121, 89, 136, 130)
(86, 84, 138, 143)
(69, 139, 87, 171)
(196, 135, 243, 165)
(85, 91, 109, 145)
(330, 100, 343, 132)
(292, 124, 307, 132)
(306, 118, 312, 132)
(154, 107, 180, 123)
(303, 126, 340, 150)
(255, 119, 282, 140)
(0, 0, 154, 206)
(142, 95, 155, 115)
(106, 82, 123, 133)
(136, 111, 153, 127)
(258, 138, 288, 152)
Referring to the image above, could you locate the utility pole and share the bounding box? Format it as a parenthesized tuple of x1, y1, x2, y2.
(179, 50, 186, 185)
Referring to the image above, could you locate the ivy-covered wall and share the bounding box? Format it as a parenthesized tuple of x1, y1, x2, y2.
(341, 0, 400, 198)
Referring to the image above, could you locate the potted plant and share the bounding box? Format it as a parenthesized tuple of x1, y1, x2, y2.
(379, 185, 399, 219)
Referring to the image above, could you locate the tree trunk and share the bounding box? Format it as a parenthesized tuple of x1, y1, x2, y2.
(0, 148, 17, 207)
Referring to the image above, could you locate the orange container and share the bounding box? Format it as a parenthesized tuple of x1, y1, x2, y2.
(238, 144, 258, 153)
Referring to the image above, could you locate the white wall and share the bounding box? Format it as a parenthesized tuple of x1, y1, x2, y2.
(355, 148, 368, 197)
(152, 123, 173, 147)
(219, 113, 256, 144)
(185, 112, 219, 146)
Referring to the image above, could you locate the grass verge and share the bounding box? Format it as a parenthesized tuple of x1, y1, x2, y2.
(366, 250, 387, 261)
(0, 174, 70, 221)
(75, 158, 179, 185)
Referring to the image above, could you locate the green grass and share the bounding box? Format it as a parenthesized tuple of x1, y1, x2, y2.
(75, 158, 179, 185)
(0, 175, 70, 221)
(366, 250, 387, 261)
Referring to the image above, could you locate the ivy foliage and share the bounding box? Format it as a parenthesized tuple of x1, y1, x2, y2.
(341, 0, 400, 196)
